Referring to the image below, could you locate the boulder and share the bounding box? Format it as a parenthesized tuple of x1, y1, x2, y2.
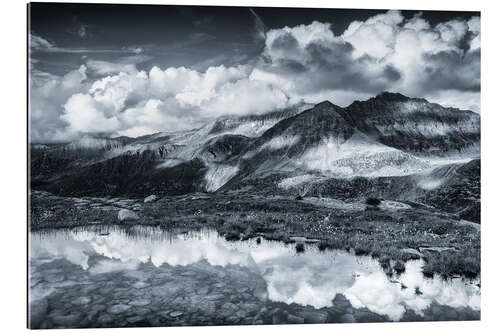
(339, 313, 356, 323)
(118, 209, 139, 222)
(144, 194, 158, 203)
(169, 311, 183, 318)
(29, 299, 48, 328)
(287, 314, 305, 324)
(297, 310, 328, 324)
(107, 304, 132, 314)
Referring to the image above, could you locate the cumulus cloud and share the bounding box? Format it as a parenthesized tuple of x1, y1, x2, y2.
(30, 11, 481, 141)
(254, 10, 480, 109)
(29, 65, 90, 141)
(52, 64, 291, 138)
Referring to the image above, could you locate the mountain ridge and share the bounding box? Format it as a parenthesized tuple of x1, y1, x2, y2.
(31, 92, 480, 204)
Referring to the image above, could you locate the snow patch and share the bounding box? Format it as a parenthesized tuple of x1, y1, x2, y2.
(260, 135, 300, 151)
(299, 133, 430, 177)
(224, 122, 277, 137)
(157, 158, 185, 169)
(278, 174, 316, 190)
(417, 178, 445, 190)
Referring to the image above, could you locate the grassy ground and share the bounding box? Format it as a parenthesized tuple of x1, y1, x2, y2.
(30, 190, 480, 279)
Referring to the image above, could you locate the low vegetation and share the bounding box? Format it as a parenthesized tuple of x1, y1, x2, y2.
(30, 190, 480, 279)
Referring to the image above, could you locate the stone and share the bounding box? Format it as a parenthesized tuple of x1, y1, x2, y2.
(289, 236, 320, 243)
(253, 285, 268, 301)
(220, 302, 239, 315)
(204, 293, 225, 301)
(287, 314, 305, 324)
(71, 296, 91, 305)
(132, 281, 149, 289)
(100, 206, 118, 211)
(235, 310, 248, 318)
(144, 195, 158, 203)
(272, 314, 284, 324)
(297, 310, 328, 324)
(108, 304, 132, 314)
(401, 248, 423, 258)
(126, 315, 145, 324)
(50, 313, 82, 327)
(45, 273, 65, 283)
(169, 311, 183, 318)
(443, 308, 458, 320)
(196, 300, 216, 315)
(118, 209, 139, 222)
(339, 313, 356, 323)
(354, 309, 385, 322)
(238, 302, 260, 315)
(129, 299, 151, 306)
(29, 298, 48, 328)
(97, 314, 115, 325)
(419, 246, 457, 253)
(226, 315, 240, 324)
(134, 308, 151, 316)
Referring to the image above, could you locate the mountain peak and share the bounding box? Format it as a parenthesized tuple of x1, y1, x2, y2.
(375, 91, 411, 102)
(314, 100, 336, 108)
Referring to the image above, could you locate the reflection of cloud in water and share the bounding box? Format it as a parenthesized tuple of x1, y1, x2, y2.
(30, 227, 480, 321)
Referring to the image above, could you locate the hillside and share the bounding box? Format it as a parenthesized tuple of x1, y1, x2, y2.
(30, 92, 480, 221)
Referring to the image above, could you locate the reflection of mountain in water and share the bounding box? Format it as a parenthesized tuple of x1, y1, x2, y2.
(30, 226, 480, 324)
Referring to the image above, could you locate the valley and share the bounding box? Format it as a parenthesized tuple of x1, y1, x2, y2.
(29, 92, 481, 281)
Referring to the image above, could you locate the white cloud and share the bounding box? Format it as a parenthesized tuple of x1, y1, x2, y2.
(30, 34, 55, 50)
(54, 64, 290, 138)
(343, 10, 404, 59)
(62, 93, 120, 133)
(30, 11, 481, 141)
(29, 65, 90, 141)
(30, 227, 480, 322)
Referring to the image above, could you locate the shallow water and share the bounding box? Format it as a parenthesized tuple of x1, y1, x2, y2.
(28, 226, 480, 328)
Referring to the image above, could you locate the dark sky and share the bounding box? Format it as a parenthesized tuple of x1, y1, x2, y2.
(29, 3, 479, 75)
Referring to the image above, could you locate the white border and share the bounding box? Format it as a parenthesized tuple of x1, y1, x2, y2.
(1, 0, 498, 332)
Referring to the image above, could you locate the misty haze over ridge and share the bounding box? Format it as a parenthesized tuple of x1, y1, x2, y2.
(29, 7, 480, 143)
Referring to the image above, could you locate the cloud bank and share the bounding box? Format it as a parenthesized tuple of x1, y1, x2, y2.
(29, 11, 480, 142)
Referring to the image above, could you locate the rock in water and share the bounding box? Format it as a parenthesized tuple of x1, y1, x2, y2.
(108, 304, 131, 314)
(297, 310, 328, 324)
(144, 194, 158, 203)
(29, 299, 48, 328)
(340, 313, 356, 323)
(287, 314, 305, 324)
(118, 209, 139, 222)
(169, 311, 183, 318)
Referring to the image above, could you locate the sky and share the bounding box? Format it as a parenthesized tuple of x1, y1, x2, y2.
(29, 3, 480, 142)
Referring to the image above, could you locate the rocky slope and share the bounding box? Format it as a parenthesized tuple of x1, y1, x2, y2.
(344, 92, 480, 155)
(30, 92, 480, 217)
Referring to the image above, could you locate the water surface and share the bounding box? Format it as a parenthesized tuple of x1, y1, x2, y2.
(29, 226, 480, 328)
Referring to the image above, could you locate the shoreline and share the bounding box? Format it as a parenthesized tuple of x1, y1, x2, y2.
(29, 190, 481, 280)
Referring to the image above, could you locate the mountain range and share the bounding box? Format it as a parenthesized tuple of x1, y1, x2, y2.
(30, 92, 480, 222)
